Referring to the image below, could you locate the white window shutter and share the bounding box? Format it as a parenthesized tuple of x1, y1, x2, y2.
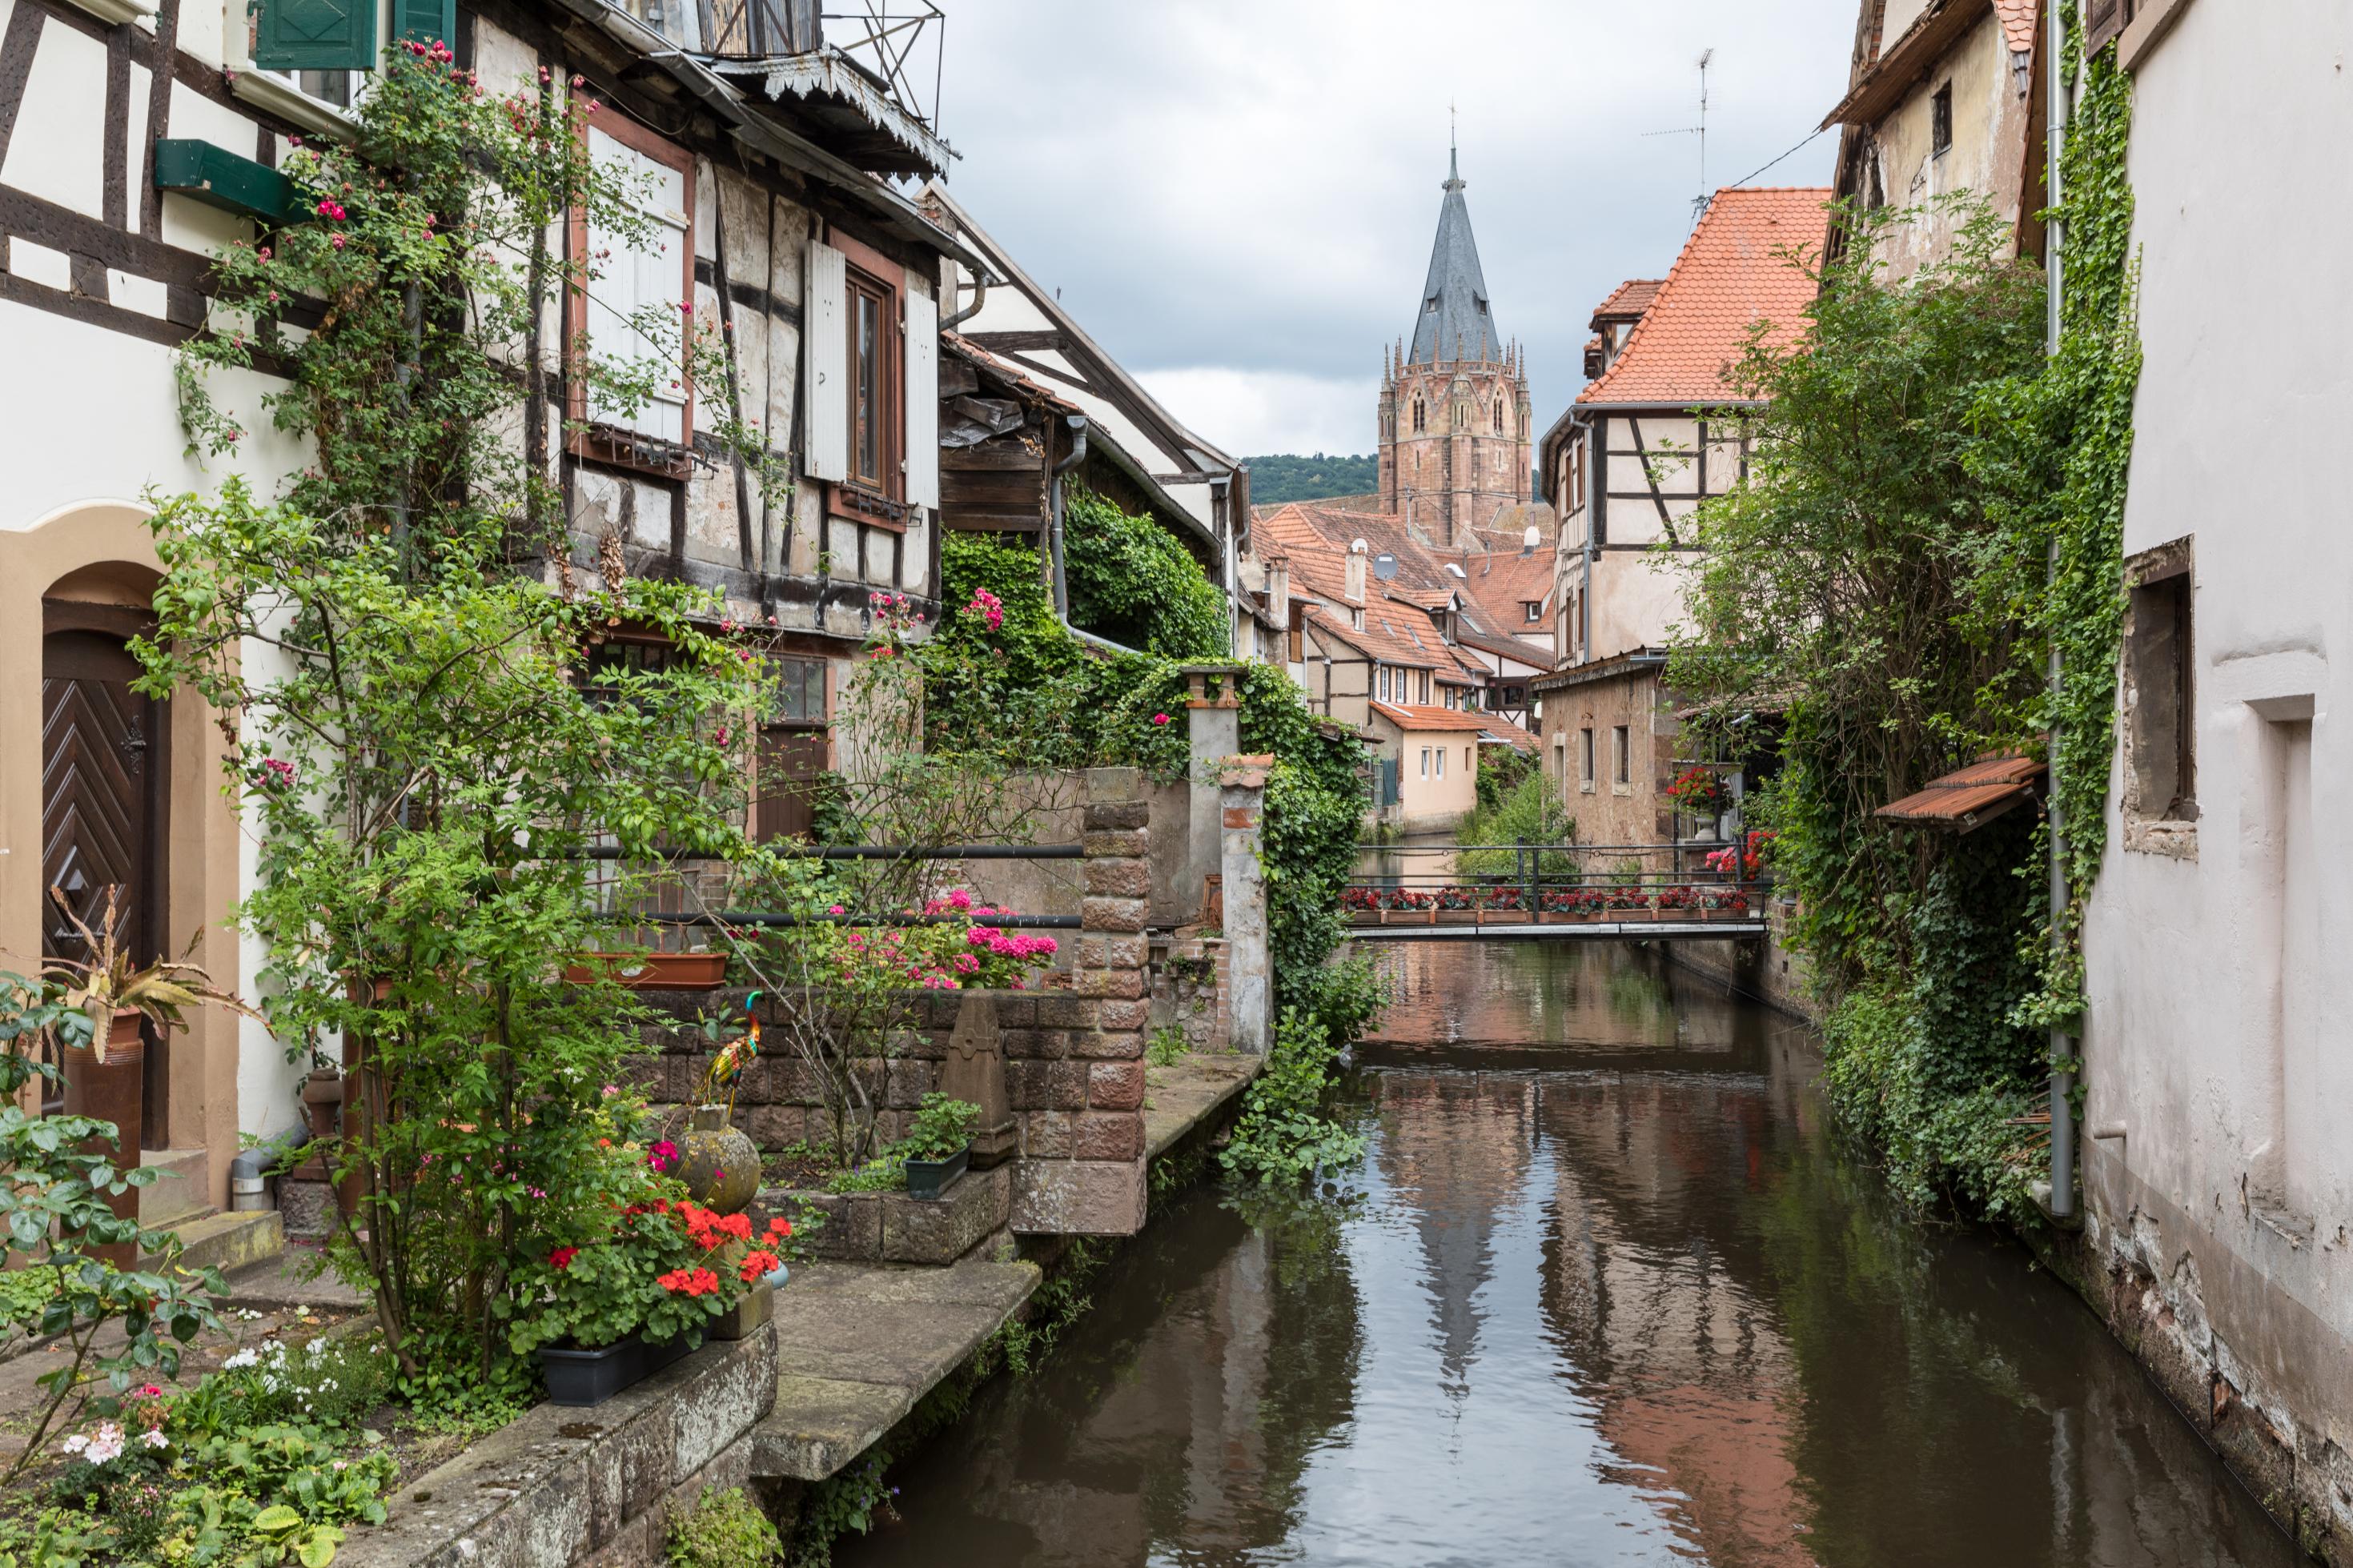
(804, 239, 848, 482)
(902, 265, 938, 510)
(584, 130, 689, 443)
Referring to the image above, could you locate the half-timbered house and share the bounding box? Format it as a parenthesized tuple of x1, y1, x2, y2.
(1532, 186, 1825, 847)
(0, 0, 975, 1222)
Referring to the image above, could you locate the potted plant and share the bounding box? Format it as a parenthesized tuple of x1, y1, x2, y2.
(1604, 887, 1653, 923)
(564, 948, 727, 990)
(1435, 885, 1479, 924)
(515, 1177, 786, 1404)
(902, 1093, 980, 1201)
(1655, 885, 1697, 921)
(43, 888, 259, 1265)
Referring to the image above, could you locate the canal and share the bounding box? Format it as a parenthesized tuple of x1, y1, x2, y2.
(840, 940, 2299, 1567)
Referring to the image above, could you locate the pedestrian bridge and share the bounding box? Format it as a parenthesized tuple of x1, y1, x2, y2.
(1341, 839, 1768, 942)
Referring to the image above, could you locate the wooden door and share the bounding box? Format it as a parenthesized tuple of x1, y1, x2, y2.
(754, 727, 827, 844)
(42, 627, 169, 1144)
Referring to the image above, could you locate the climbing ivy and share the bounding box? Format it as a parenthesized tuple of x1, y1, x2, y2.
(1062, 484, 1232, 658)
(1669, 14, 2138, 1222)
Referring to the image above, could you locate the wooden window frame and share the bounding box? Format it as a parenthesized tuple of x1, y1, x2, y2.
(2085, 0, 2135, 55)
(825, 228, 907, 531)
(565, 112, 697, 481)
(1930, 82, 1953, 158)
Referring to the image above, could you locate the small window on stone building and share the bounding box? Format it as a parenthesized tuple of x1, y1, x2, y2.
(1580, 727, 1595, 792)
(1612, 725, 1630, 785)
(1931, 84, 1953, 158)
(2123, 540, 2196, 832)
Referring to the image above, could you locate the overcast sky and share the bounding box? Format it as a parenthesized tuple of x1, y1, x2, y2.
(923, 0, 1858, 458)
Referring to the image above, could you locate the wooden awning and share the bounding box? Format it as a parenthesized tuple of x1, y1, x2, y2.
(1876, 752, 2046, 832)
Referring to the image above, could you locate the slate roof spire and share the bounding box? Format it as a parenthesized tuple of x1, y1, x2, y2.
(1407, 147, 1500, 367)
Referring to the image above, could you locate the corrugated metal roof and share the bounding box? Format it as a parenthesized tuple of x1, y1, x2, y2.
(1877, 752, 2046, 829)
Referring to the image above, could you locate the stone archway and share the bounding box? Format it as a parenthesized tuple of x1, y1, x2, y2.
(0, 503, 247, 1213)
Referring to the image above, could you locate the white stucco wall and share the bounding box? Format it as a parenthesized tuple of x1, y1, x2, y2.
(2079, 0, 2353, 1472)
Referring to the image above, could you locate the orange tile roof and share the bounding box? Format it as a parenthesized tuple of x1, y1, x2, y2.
(1368, 701, 1490, 733)
(1992, 0, 2037, 55)
(1478, 717, 1542, 754)
(1452, 551, 1552, 634)
(1877, 752, 2046, 830)
(1577, 187, 1829, 408)
(1592, 277, 1663, 326)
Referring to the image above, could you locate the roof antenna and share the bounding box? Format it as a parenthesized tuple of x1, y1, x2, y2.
(1644, 46, 1714, 227)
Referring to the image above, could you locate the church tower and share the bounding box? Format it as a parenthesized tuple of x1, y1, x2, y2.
(1376, 149, 1534, 549)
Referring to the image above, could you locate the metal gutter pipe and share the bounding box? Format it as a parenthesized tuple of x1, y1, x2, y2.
(941, 271, 988, 331)
(1580, 411, 1596, 664)
(2045, 0, 2078, 1222)
(1049, 413, 1087, 621)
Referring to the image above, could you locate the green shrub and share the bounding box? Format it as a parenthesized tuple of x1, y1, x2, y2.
(667, 1486, 782, 1568)
(1455, 772, 1576, 880)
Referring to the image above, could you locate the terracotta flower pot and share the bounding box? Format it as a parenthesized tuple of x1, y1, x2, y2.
(564, 952, 727, 989)
(64, 1009, 145, 1269)
(676, 1105, 760, 1216)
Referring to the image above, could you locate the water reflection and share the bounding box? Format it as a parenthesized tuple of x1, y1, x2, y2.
(842, 943, 2298, 1568)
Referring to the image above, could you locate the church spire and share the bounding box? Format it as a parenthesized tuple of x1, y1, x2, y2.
(1407, 146, 1499, 367)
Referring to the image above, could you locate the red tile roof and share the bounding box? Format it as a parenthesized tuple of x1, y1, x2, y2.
(1577, 188, 1829, 408)
(1992, 0, 2037, 55)
(1452, 550, 1552, 635)
(1479, 717, 1542, 754)
(1592, 278, 1664, 326)
(1368, 701, 1490, 734)
(1877, 752, 2046, 830)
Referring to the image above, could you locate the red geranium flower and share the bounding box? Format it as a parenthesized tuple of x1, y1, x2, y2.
(549, 1246, 579, 1270)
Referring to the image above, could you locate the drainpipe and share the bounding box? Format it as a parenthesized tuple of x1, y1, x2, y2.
(1049, 413, 1086, 620)
(1580, 412, 1596, 664)
(2045, 0, 2077, 1222)
(942, 271, 989, 331)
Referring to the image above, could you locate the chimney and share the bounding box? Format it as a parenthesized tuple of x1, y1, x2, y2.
(1344, 539, 1367, 604)
(1266, 555, 1291, 624)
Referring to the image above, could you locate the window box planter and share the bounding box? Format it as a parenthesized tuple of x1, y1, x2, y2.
(905, 1143, 970, 1201)
(639, 1328, 701, 1377)
(709, 1267, 788, 1341)
(539, 1338, 643, 1407)
(563, 952, 726, 989)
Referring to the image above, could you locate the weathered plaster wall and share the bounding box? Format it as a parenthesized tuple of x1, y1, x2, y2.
(2080, 1, 2353, 1558)
(1539, 663, 1673, 849)
(1864, 12, 2032, 279)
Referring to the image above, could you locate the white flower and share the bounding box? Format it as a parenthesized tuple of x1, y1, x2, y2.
(308, 1339, 328, 1357)
(142, 1430, 169, 1449)
(60, 1435, 89, 1456)
(223, 1349, 259, 1370)
(84, 1423, 124, 1465)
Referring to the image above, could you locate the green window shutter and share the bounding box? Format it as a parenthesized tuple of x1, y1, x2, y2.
(252, 0, 377, 70)
(396, 0, 454, 44)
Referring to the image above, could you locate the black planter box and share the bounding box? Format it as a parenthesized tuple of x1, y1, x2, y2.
(539, 1339, 642, 1407)
(904, 1144, 970, 1201)
(640, 1329, 701, 1376)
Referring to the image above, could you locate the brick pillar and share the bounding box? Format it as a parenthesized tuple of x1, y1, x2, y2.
(1182, 663, 1243, 924)
(1011, 766, 1149, 1236)
(1219, 753, 1274, 1055)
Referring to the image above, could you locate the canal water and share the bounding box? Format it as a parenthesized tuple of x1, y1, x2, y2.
(840, 940, 2299, 1568)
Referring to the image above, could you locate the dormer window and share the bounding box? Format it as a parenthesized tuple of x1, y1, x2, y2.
(1424, 297, 1440, 315)
(1475, 297, 1489, 315)
(1523, 602, 1542, 623)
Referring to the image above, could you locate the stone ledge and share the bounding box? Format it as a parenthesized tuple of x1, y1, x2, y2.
(749, 1258, 1038, 1482)
(757, 1165, 1010, 1266)
(1142, 1053, 1263, 1165)
(336, 1324, 778, 1568)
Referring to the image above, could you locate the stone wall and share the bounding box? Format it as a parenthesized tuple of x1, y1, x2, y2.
(624, 768, 1158, 1240)
(336, 1325, 780, 1568)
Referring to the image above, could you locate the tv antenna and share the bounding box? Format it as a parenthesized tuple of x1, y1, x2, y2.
(1643, 47, 1714, 227)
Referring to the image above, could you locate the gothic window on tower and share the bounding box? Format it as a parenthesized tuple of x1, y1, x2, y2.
(1493, 402, 1503, 434)
(1413, 399, 1426, 433)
